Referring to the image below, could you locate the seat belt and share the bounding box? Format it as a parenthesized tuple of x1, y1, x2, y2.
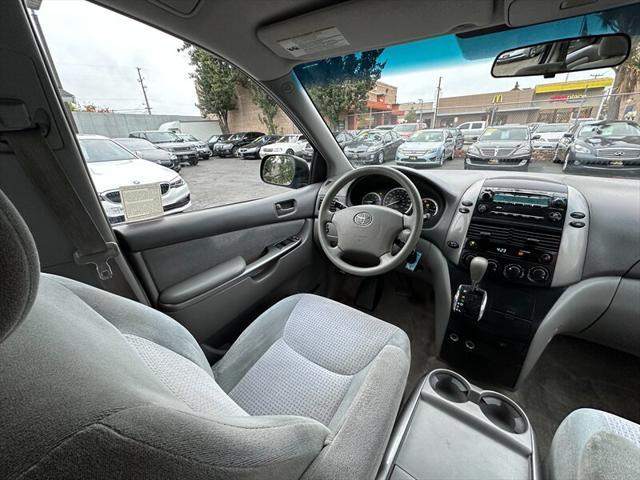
(3, 127, 121, 279)
(0, 101, 145, 301)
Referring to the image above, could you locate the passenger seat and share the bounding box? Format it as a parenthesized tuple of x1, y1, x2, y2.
(547, 408, 640, 480)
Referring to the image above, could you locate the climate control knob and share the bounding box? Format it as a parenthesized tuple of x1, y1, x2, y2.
(504, 264, 525, 280)
(551, 197, 567, 209)
(528, 266, 550, 283)
(480, 190, 494, 201)
(487, 259, 500, 274)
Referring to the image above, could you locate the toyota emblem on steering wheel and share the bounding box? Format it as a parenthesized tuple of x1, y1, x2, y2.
(353, 212, 373, 226)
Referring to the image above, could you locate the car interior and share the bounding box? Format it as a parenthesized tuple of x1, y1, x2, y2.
(1, 1, 640, 479)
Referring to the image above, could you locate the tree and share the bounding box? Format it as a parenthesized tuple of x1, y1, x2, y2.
(181, 43, 239, 133)
(404, 108, 417, 123)
(296, 49, 386, 129)
(243, 78, 279, 134)
(598, 8, 640, 119)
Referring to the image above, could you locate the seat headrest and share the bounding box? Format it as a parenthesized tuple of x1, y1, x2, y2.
(598, 36, 628, 58)
(0, 189, 39, 343)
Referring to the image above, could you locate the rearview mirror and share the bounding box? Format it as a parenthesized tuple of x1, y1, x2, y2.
(492, 33, 630, 78)
(261, 154, 310, 189)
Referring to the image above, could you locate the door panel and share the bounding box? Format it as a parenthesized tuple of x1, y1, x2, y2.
(115, 183, 324, 344)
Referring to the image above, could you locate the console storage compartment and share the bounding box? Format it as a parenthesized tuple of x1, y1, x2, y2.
(378, 369, 538, 480)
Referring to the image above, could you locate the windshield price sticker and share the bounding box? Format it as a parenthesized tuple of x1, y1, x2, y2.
(121, 183, 164, 223)
(278, 27, 349, 57)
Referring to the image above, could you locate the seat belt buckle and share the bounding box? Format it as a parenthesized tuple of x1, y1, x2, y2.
(73, 242, 120, 281)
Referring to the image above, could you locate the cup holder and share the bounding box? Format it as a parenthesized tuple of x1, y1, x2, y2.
(428, 371, 470, 403)
(478, 394, 528, 434)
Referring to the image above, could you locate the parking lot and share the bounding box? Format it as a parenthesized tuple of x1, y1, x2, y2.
(180, 151, 563, 212)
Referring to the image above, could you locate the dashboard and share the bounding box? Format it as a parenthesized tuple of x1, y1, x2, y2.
(347, 173, 444, 227)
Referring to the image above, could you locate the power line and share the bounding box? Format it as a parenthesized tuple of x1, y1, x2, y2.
(136, 67, 152, 115)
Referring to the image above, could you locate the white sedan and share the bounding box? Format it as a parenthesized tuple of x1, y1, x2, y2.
(78, 135, 191, 224)
(259, 134, 307, 158)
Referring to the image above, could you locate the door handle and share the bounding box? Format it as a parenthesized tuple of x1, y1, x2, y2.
(275, 200, 296, 216)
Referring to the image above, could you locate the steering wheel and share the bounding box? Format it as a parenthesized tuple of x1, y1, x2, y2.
(317, 166, 423, 277)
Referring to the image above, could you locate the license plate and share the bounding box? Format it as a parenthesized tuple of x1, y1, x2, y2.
(488, 158, 499, 164)
(609, 160, 624, 166)
(409, 156, 417, 161)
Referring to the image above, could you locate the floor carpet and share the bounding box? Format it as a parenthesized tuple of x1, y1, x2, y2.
(327, 273, 640, 460)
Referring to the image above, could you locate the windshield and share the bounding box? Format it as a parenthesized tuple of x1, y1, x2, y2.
(409, 131, 444, 142)
(295, 3, 640, 178)
(79, 139, 137, 162)
(354, 131, 383, 143)
(480, 127, 529, 141)
(536, 124, 571, 133)
(146, 131, 179, 143)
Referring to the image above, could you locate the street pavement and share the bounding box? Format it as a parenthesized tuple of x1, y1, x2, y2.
(181, 153, 563, 211)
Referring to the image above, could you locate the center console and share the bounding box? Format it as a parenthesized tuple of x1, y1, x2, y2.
(442, 178, 589, 388)
(378, 369, 538, 480)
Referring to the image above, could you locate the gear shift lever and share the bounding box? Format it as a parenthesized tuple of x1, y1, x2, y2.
(452, 256, 489, 321)
(470, 256, 488, 291)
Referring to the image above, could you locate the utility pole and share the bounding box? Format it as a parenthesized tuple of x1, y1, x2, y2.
(576, 73, 604, 121)
(433, 76, 442, 128)
(418, 98, 423, 124)
(136, 67, 152, 115)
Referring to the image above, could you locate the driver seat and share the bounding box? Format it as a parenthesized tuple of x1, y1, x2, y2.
(0, 189, 410, 479)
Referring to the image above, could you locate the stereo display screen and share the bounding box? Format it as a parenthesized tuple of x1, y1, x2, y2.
(493, 193, 550, 207)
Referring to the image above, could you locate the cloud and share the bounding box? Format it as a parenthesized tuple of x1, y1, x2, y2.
(37, 0, 199, 115)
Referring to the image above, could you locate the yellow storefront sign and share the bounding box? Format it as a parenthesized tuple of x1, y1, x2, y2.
(535, 78, 613, 94)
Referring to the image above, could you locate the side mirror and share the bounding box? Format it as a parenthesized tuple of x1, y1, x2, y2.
(471, 136, 479, 141)
(261, 154, 310, 189)
(531, 134, 541, 140)
(563, 132, 574, 138)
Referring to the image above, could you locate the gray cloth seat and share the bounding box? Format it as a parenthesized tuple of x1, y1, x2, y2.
(0, 189, 410, 480)
(547, 408, 640, 480)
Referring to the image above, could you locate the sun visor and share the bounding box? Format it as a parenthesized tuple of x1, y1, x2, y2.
(505, 0, 638, 27)
(257, 0, 496, 61)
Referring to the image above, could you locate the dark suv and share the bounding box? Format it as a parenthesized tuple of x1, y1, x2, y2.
(563, 120, 640, 177)
(214, 131, 265, 157)
(465, 125, 532, 171)
(129, 130, 199, 165)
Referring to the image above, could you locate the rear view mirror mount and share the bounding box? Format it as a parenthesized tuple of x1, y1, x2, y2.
(492, 33, 630, 79)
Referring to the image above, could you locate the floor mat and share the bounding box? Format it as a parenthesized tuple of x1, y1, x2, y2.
(327, 275, 640, 460)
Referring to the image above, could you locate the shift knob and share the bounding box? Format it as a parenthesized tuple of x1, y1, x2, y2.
(470, 256, 488, 290)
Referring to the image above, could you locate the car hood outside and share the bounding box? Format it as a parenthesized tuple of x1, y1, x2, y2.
(473, 140, 527, 151)
(401, 141, 442, 150)
(87, 159, 178, 193)
(581, 135, 640, 152)
(136, 148, 173, 162)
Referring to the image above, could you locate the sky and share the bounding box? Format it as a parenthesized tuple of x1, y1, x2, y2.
(36, 0, 620, 113)
(37, 0, 200, 115)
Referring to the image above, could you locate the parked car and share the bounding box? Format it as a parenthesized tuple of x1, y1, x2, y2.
(215, 131, 265, 157)
(343, 129, 404, 164)
(259, 134, 308, 158)
(457, 121, 487, 143)
(113, 137, 181, 172)
(129, 130, 199, 166)
(237, 134, 280, 159)
(175, 133, 212, 160)
(77, 135, 190, 225)
(531, 123, 571, 151)
(563, 120, 640, 176)
(527, 122, 546, 133)
(393, 122, 428, 139)
(553, 119, 598, 163)
(445, 127, 464, 150)
(207, 133, 230, 153)
(465, 125, 532, 171)
(395, 128, 455, 168)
